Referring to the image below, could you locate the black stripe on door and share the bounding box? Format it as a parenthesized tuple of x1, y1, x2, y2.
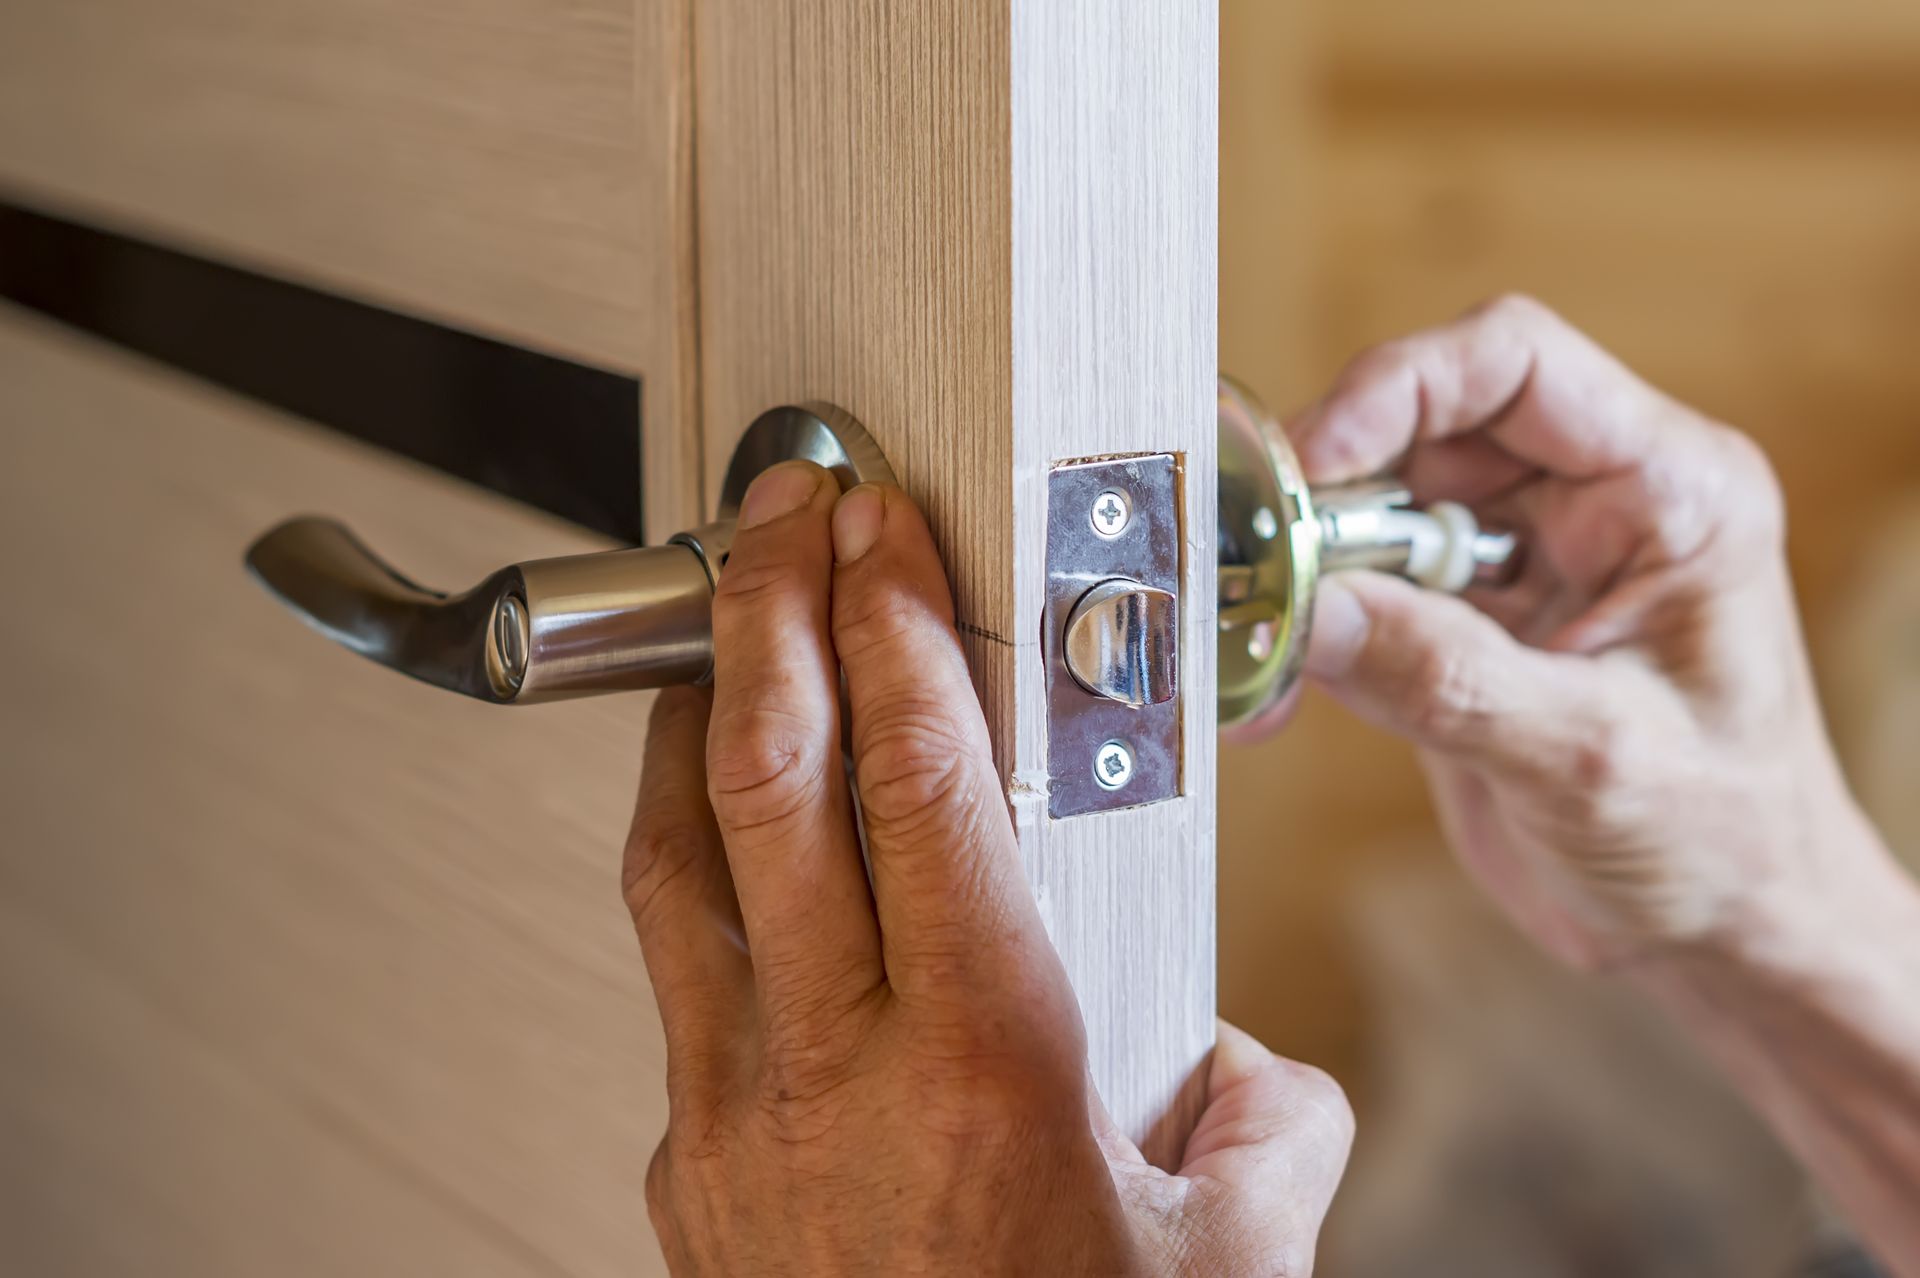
(0, 196, 644, 543)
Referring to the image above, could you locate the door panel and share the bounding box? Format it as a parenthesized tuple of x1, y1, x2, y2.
(0, 0, 682, 378)
(0, 310, 668, 1277)
(697, 0, 1218, 1161)
(0, 0, 702, 545)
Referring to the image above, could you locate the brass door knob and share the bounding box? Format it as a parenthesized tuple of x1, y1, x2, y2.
(1217, 378, 1521, 728)
(245, 404, 895, 704)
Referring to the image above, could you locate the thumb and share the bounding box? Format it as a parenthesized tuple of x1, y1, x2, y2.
(1174, 1022, 1353, 1270)
(1306, 571, 1605, 777)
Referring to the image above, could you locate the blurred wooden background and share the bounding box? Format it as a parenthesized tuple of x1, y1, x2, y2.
(1218, 0, 1920, 1095)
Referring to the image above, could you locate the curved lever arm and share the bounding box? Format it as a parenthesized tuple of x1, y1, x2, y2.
(245, 517, 716, 704)
(241, 403, 897, 706)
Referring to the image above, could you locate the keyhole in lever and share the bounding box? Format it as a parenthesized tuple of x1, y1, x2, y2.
(491, 594, 530, 692)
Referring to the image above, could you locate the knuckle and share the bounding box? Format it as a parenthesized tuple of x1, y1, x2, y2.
(1637, 419, 1786, 566)
(1288, 1063, 1357, 1148)
(855, 705, 982, 835)
(756, 951, 875, 1042)
(1337, 333, 1416, 391)
(1715, 422, 1777, 487)
(1472, 290, 1558, 333)
(1567, 717, 1635, 796)
(889, 925, 1006, 1001)
(712, 553, 816, 621)
(1559, 767, 1647, 835)
(662, 1037, 737, 1115)
(906, 959, 1084, 1076)
(644, 1138, 674, 1216)
(648, 1112, 735, 1239)
(892, 916, 1056, 1016)
(1542, 718, 1657, 833)
(913, 1047, 1081, 1142)
(1399, 644, 1489, 742)
(834, 575, 950, 665)
(921, 1074, 1041, 1139)
(668, 1096, 735, 1166)
(621, 822, 709, 928)
(752, 1041, 864, 1146)
(705, 707, 834, 833)
(1715, 425, 1786, 541)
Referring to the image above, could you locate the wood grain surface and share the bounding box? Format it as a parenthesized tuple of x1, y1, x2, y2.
(0, 0, 685, 387)
(1007, 0, 1219, 1165)
(695, 0, 1218, 1162)
(1, 0, 1222, 1258)
(0, 310, 669, 1278)
(0, 0, 702, 551)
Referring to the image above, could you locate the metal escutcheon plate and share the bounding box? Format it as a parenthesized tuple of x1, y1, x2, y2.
(1217, 378, 1321, 730)
(717, 403, 897, 518)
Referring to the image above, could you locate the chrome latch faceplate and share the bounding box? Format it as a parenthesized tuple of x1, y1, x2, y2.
(1043, 455, 1182, 818)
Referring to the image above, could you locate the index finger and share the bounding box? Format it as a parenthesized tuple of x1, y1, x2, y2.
(826, 484, 1056, 1000)
(704, 461, 885, 1015)
(1287, 294, 1673, 485)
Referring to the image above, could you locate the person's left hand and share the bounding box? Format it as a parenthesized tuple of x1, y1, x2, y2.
(623, 461, 1353, 1275)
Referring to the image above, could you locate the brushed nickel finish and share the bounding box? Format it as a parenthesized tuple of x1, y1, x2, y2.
(245, 404, 896, 704)
(245, 519, 716, 703)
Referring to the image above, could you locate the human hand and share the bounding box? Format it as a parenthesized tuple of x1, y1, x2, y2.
(1248, 295, 1873, 971)
(624, 463, 1352, 1275)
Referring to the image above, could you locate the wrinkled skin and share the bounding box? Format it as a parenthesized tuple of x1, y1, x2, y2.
(622, 294, 1920, 1276)
(624, 465, 1351, 1276)
(1239, 294, 1840, 970)
(1238, 296, 1920, 1273)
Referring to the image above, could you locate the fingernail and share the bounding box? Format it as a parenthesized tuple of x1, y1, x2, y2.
(1303, 576, 1368, 680)
(1211, 1020, 1276, 1086)
(832, 484, 887, 564)
(738, 462, 823, 529)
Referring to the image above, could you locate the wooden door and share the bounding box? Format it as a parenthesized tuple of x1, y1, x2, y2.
(0, 2, 1217, 1271)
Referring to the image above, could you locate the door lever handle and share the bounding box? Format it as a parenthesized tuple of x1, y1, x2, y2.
(246, 518, 716, 702)
(244, 404, 895, 704)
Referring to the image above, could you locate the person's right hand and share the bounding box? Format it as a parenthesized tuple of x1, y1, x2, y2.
(1253, 294, 1876, 971)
